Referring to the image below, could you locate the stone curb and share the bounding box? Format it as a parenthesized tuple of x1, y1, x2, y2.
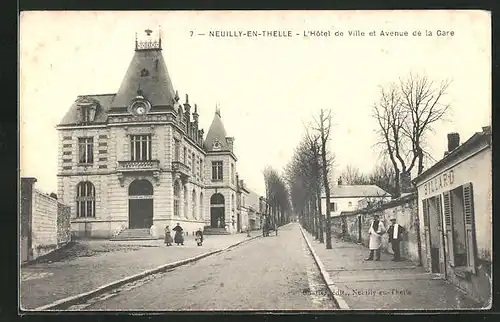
(299, 225, 350, 310)
(31, 235, 260, 311)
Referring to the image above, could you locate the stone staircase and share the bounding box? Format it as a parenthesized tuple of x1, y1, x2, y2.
(111, 228, 157, 241)
(203, 227, 231, 235)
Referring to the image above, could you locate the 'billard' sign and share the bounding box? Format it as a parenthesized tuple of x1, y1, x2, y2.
(423, 170, 455, 196)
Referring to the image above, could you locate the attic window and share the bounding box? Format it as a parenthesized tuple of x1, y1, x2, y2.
(140, 69, 150, 77)
(80, 106, 97, 123)
(76, 96, 99, 123)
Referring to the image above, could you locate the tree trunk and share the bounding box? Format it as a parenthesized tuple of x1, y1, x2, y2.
(317, 190, 324, 243)
(320, 129, 332, 248)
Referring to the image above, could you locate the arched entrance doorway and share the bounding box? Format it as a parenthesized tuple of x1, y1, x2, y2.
(128, 179, 154, 229)
(210, 193, 225, 228)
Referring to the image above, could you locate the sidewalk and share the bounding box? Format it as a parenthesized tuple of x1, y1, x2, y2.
(302, 229, 485, 310)
(21, 232, 259, 310)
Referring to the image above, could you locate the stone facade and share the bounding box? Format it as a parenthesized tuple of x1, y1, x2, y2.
(56, 31, 251, 239)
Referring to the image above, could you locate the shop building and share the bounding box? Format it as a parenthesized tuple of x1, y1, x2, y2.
(413, 126, 492, 305)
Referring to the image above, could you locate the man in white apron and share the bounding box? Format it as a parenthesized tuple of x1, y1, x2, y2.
(365, 215, 385, 261)
(387, 217, 405, 261)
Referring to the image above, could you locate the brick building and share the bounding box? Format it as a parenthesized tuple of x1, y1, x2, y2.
(56, 29, 242, 238)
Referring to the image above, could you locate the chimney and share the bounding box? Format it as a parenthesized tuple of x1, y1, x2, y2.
(482, 126, 491, 134)
(447, 133, 460, 152)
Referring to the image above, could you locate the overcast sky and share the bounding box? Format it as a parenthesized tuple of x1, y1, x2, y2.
(20, 10, 490, 197)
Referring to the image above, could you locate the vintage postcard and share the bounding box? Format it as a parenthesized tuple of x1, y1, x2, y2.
(19, 10, 491, 312)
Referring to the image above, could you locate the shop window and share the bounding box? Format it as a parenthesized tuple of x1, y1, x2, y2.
(443, 183, 476, 274)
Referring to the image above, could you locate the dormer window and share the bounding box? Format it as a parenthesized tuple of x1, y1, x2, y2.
(76, 96, 99, 124)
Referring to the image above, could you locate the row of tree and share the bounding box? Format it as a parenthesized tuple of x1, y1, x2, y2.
(283, 110, 335, 249)
(261, 73, 450, 249)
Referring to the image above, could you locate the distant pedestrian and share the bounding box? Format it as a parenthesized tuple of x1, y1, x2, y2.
(164, 225, 173, 246)
(195, 228, 204, 246)
(365, 215, 385, 261)
(173, 223, 184, 246)
(387, 217, 406, 261)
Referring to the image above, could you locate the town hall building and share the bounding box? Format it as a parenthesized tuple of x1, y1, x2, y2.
(56, 29, 243, 239)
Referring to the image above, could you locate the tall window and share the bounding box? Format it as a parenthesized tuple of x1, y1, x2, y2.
(212, 161, 223, 181)
(192, 153, 195, 174)
(192, 189, 197, 219)
(82, 107, 91, 123)
(130, 135, 151, 161)
(76, 181, 95, 217)
(78, 138, 94, 164)
(231, 163, 235, 184)
(200, 160, 203, 179)
(183, 147, 187, 164)
(173, 181, 180, 217)
(174, 139, 180, 161)
(184, 185, 188, 218)
(199, 192, 203, 220)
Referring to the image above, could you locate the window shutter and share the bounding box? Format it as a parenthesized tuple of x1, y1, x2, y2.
(436, 195, 443, 231)
(422, 199, 429, 227)
(443, 191, 455, 266)
(462, 183, 476, 274)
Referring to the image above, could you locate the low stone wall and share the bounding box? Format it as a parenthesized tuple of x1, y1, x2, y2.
(331, 193, 422, 264)
(20, 177, 72, 263)
(31, 190, 72, 259)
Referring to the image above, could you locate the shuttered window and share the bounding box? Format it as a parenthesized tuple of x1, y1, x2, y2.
(442, 183, 477, 273)
(443, 191, 455, 266)
(463, 183, 477, 274)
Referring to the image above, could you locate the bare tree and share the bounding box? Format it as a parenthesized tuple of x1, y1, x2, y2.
(373, 73, 451, 196)
(263, 166, 290, 227)
(284, 138, 319, 238)
(399, 73, 452, 175)
(368, 159, 397, 197)
(304, 130, 325, 243)
(339, 165, 370, 185)
(312, 109, 335, 249)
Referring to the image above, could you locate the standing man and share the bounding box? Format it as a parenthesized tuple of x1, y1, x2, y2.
(387, 217, 405, 261)
(365, 214, 386, 261)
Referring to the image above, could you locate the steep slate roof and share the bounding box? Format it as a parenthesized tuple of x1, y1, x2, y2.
(58, 94, 116, 126)
(325, 185, 390, 198)
(111, 48, 176, 109)
(204, 109, 229, 151)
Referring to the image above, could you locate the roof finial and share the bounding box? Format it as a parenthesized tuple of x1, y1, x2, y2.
(145, 29, 153, 36)
(174, 90, 179, 102)
(158, 25, 162, 49)
(135, 32, 138, 50)
(194, 104, 198, 113)
(185, 94, 189, 104)
(215, 102, 221, 117)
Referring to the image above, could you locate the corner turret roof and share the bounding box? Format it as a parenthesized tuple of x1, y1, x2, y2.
(204, 108, 230, 152)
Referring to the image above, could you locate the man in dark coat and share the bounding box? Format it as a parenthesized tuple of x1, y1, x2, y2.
(172, 223, 184, 246)
(387, 217, 406, 261)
